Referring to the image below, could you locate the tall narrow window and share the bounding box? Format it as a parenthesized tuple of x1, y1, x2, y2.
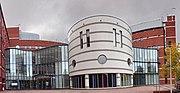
(113, 28, 117, 47)
(119, 30, 122, 48)
(80, 31, 83, 49)
(86, 29, 90, 47)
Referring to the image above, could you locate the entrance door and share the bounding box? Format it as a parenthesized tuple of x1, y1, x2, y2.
(134, 74, 145, 86)
(36, 78, 51, 89)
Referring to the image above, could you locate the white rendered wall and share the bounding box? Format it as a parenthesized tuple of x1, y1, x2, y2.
(68, 15, 133, 76)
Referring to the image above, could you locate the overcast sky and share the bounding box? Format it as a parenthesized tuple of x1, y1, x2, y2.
(0, 0, 180, 43)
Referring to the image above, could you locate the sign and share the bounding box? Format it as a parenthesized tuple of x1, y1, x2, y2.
(11, 83, 18, 86)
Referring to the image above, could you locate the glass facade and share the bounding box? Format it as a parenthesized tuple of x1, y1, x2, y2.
(5, 44, 159, 89)
(72, 75, 85, 88)
(33, 44, 69, 89)
(5, 44, 69, 90)
(120, 74, 131, 86)
(71, 73, 132, 88)
(5, 49, 33, 89)
(133, 47, 159, 86)
(89, 73, 117, 88)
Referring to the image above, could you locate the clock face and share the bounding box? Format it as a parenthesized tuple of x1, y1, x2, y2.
(98, 54, 107, 64)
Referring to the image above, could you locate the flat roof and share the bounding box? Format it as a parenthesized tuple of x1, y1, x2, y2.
(131, 19, 163, 32)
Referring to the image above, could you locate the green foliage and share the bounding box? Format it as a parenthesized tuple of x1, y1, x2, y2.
(160, 43, 180, 81)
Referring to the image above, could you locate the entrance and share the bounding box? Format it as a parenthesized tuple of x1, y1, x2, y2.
(133, 74, 145, 86)
(36, 77, 51, 89)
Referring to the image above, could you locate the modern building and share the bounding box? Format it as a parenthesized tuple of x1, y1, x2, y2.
(131, 15, 176, 84)
(0, 4, 10, 90)
(33, 44, 69, 89)
(133, 47, 159, 86)
(5, 44, 69, 90)
(0, 0, 164, 89)
(7, 27, 62, 50)
(2, 11, 161, 89)
(68, 15, 133, 88)
(5, 48, 33, 90)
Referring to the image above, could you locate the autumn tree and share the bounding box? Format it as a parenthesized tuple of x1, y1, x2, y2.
(160, 43, 180, 82)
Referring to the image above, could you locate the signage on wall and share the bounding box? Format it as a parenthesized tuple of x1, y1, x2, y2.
(11, 83, 18, 86)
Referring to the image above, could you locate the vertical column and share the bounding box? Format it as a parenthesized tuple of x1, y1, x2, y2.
(131, 75, 133, 86)
(85, 74, 89, 88)
(116, 73, 121, 87)
(70, 77, 72, 88)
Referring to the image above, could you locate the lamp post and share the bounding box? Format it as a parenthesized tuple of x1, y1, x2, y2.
(167, 41, 172, 93)
(170, 47, 172, 93)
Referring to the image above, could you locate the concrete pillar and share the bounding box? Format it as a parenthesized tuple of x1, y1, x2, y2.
(116, 73, 121, 87)
(85, 74, 89, 88)
(131, 75, 133, 86)
(70, 77, 72, 88)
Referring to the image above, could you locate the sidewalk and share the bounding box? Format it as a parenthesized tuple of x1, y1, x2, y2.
(159, 84, 176, 90)
(1, 85, 169, 93)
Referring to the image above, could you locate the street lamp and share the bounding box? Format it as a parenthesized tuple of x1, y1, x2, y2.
(170, 46, 172, 93)
(166, 41, 172, 93)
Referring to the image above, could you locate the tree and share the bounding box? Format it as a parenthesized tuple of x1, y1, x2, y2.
(160, 43, 180, 82)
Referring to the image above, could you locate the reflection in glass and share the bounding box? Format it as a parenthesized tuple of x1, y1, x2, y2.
(5, 44, 69, 90)
(133, 48, 159, 86)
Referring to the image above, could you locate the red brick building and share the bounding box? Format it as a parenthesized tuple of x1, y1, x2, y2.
(132, 15, 176, 84)
(7, 27, 62, 50)
(0, 4, 10, 90)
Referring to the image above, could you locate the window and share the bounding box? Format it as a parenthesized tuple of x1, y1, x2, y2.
(89, 73, 116, 88)
(136, 38, 139, 42)
(147, 63, 151, 72)
(98, 54, 107, 64)
(80, 31, 83, 49)
(127, 58, 131, 66)
(152, 46, 157, 49)
(119, 30, 122, 48)
(72, 60, 76, 68)
(132, 39, 135, 42)
(113, 28, 122, 47)
(113, 28, 117, 47)
(140, 37, 143, 41)
(86, 29, 90, 47)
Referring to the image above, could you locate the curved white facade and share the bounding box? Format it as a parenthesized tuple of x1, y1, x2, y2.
(68, 15, 133, 88)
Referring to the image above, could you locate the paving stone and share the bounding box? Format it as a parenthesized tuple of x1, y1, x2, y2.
(1, 86, 169, 93)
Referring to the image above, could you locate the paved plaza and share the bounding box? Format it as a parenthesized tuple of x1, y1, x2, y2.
(1, 85, 170, 93)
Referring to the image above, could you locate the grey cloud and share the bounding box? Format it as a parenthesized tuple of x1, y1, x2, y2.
(1, 0, 180, 43)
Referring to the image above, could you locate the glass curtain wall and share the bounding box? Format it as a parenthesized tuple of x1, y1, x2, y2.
(5, 49, 33, 90)
(5, 44, 69, 90)
(120, 74, 131, 86)
(89, 73, 117, 88)
(72, 73, 132, 88)
(33, 44, 69, 89)
(133, 47, 159, 86)
(72, 75, 85, 88)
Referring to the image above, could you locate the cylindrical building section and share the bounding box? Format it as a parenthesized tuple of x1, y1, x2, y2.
(68, 15, 133, 88)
